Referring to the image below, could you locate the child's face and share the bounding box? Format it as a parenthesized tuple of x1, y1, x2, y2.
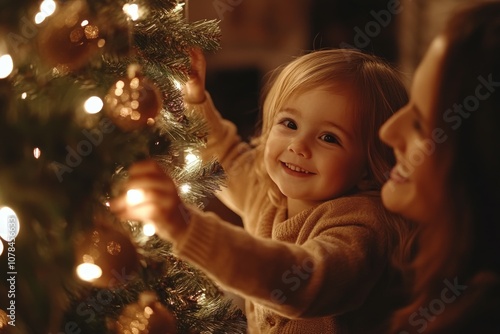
(379, 37, 453, 224)
(264, 88, 367, 204)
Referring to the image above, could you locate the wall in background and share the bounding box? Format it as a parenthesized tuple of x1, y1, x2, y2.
(397, 0, 471, 86)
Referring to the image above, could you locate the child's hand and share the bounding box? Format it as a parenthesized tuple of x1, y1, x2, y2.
(109, 160, 189, 241)
(183, 48, 206, 104)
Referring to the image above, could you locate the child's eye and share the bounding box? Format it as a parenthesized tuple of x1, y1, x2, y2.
(279, 118, 297, 130)
(320, 133, 341, 145)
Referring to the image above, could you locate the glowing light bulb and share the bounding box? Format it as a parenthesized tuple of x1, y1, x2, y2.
(126, 189, 145, 205)
(84, 96, 103, 114)
(174, 2, 185, 12)
(123, 3, 140, 21)
(40, 0, 56, 16)
(142, 223, 156, 236)
(173, 79, 182, 90)
(33, 147, 41, 159)
(185, 152, 199, 165)
(0, 54, 13, 79)
(21, 92, 27, 99)
(0, 207, 20, 242)
(180, 184, 191, 194)
(76, 263, 102, 282)
(34, 12, 47, 24)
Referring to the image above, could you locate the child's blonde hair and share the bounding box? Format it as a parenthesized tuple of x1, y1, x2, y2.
(251, 48, 414, 266)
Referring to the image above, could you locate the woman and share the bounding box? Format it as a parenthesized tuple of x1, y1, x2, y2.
(379, 1, 500, 333)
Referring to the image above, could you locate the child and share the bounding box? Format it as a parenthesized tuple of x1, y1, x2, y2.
(380, 1, 500, 332)
(111, 48, 415, 333)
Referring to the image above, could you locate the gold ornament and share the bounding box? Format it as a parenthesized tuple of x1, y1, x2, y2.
(75, 223, 139, 288)
(37, 0, 103, 70)
(105, 64, 162, 131)
(111, 291, 177, 334)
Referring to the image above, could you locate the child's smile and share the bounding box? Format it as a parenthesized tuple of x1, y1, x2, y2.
(281, 161, 315, 176)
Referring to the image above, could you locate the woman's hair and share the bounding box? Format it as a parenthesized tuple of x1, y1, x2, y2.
(251, 48, 414, 266)
(392, 1, 500, 331)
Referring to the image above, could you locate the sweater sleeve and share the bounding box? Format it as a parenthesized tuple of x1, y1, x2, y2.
(172, 195, 390, 319)
(185, 92, 257, 216)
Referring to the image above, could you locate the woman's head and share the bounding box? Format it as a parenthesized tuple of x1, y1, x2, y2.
(254, 49, 408, 204)
(379, 37, 452, 226)
(380, 0, 500, 258)
(380, 0, 500, 229)
(380, 1, 500, 330)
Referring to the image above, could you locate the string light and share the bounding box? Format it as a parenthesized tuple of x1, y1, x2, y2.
(142, 223, 156, 237)
(184, 148, 201, 170)
(35, 0, 57, 24)
(34, 12, 46, 24)
(0, 55, 13, 79)
(185, 152, 198, 165)
(123, 3, 140, 21)
(174, 2, 185, 13)
(180, 184, 191, 194)
(173, 79, 182, 90)
(40, 0, 56, 16)
(33, 147, 42, 159)
(84, 96, 104, 114)
(0, 207, 20, 242)
(76, 263, 103, 282)
(126, 189, 145, 205)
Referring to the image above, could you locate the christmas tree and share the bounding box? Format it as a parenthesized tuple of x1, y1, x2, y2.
(0, 0, 246, 333)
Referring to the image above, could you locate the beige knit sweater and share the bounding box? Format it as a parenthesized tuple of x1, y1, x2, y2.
(172, 93, 403, 333)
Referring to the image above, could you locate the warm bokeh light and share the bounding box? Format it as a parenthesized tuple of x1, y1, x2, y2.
(173, 79, 182, 90)
(180, 184, 191, 194)
(123, 3, 140, 21)
(33, 147, 42, 159)
(185, 152, 200, 165)
(0, 241, 3, 256)
(76, 263, 103, 282)
(174, 2, 185, 12)
(0, 55, 13, 79)
(40, 0, 56, 16)
(34, 12, 47, 24)
(84, 96, 104, 114)
(0, 207, 20, 242)
(142, 223, 156, 237)
(35, 0, 57, 24)
(126, 189, 146, 206)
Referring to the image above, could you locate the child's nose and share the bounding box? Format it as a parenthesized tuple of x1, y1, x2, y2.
(288, 138, 311, 158)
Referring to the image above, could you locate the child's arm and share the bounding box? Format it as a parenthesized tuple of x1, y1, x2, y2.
(111, 164, 389, 318)
(183, 49, 256, 216)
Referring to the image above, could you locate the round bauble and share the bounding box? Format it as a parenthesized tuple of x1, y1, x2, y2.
(105, 65, 162, 131)
(112, 291, 177, 334)
(75, 224, 139, 288)
(37, 0, 103, 70)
